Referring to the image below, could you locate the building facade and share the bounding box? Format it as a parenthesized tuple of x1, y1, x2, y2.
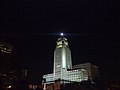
(72, 63, 100, 82)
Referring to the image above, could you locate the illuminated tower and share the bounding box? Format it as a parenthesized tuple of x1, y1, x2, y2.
(53, 34, 72, 80)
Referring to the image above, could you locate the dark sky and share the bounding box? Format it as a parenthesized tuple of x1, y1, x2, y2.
(0, 0, 120, 83)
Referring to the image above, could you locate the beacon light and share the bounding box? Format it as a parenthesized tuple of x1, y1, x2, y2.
(60, 33, 64, 36)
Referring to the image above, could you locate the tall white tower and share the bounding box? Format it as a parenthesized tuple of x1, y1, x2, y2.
(53, 34, 72, 80)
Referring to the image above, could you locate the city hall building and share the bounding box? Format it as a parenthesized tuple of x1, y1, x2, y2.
(42, 34, 99, 89)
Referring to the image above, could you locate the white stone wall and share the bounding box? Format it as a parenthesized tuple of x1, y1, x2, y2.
(43, 73, 53, 82)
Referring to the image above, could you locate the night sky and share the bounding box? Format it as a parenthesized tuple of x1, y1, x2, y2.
(0, 0, 120, 83)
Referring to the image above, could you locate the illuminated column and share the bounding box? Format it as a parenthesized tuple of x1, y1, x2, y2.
(62, 45, 66, 69)
(43, 84, 46, 90)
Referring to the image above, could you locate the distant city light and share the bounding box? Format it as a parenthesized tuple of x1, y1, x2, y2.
(7, 86, 12, 89)
(60, 33, 64, 36)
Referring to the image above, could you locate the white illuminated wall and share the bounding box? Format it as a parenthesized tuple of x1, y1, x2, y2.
(67, 69, 88, 82)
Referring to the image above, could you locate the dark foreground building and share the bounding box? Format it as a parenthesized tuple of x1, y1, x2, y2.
(0, 42, 28, 90)
(42, 79, 106, 90)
